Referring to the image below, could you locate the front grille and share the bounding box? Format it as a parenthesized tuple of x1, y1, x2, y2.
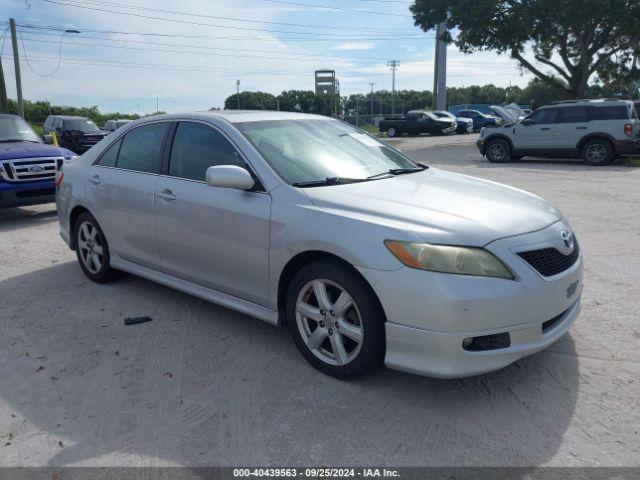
(0, 157, 62, 183)
(518, 242, 580, 277)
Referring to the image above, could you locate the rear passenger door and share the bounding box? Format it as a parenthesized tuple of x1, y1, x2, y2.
(155, 121, 271, 306)
(85, 122, 171, 270)
(553, 106, 590, 151)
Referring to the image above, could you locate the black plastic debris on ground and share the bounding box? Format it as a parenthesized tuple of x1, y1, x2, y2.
(124, 316, 153, 326)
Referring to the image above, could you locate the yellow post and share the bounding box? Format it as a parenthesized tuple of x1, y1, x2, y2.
(50, 131, 59, 147)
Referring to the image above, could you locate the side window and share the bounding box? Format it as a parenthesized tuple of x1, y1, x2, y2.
(116, 122, 169, 174)
(97, 139, 121, 167)
(589, 106, 627, 121)
(555, 107, 588, 124)
(168, 122, 248, 181)
(528, 108, 557, 124)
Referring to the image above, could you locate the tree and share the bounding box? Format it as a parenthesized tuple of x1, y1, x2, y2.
(224, 91, 277, 110)
(410, 0, 640, 99)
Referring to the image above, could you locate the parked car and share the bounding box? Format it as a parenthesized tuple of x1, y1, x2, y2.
(457, 109, 501, 130)
(433, 111, 474, 134)
(57, 111, 582, 379)
(489, 105, 522, 124)
(43, 115, 108, 154)
(103, 119, 133, 133)
(379, 110, 457, 137)
(0, 114, 76, 208)
(477, 99, 640, 165)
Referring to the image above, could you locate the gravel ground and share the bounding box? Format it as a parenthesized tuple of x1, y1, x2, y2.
(0, 134, 639, 467)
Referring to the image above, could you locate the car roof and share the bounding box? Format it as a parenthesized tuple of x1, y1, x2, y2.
(131, 110, 334, 124)
(49, 115, 90, 120)
(0, 114, 22, 119)
(543, 99, 633, 108)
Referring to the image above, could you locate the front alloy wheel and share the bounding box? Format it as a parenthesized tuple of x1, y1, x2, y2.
(295, 279, 364, 366)
(486, 139, 511, 163)
(286, 260, 385, 379)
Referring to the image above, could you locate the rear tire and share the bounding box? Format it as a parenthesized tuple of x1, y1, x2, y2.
(582, 139, 613, 165)
(74, 212, 118, 283)
(285, 260, 385, 380)
(485, 139, 511, 163)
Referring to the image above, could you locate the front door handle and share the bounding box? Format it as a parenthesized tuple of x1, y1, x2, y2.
(540, 127, 551, 131)
(576, 126, 587, 130)
(157, 189, 176, 202)
(88, 175, 102, 185)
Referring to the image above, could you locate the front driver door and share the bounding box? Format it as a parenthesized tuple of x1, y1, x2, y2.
(155, 121, 271, 306)
(515, 107, 558, 150)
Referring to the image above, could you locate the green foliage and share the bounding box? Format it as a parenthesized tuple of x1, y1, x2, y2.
(5, 98, 139, 126)
(224, 91, 278, 110)
(410, 0, 640, 98)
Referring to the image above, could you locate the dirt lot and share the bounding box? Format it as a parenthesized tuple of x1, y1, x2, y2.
(1, 135, 639, 467)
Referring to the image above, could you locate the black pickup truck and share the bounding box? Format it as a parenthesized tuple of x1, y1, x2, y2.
(379, 110, 457, 137)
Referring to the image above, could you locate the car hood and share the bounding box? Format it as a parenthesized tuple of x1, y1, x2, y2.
(0, 142, 76, 161)
(302, 168, 562, 246)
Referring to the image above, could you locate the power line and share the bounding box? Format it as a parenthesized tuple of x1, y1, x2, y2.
(18, 35, 395, 66)
(17, 23, 433, 44)
(43, 0, 417, 37)
(45, 0, 415, 33)
(261, 0, 412, 17)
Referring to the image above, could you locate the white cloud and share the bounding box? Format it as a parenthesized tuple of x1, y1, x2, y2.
(332, 42, 376, 51)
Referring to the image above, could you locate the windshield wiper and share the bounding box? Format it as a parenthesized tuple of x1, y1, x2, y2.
(293, 177, 368, 188)
(367, 165, 427, 179)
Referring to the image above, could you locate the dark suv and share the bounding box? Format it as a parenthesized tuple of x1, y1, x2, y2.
(43, 115, 108, 154)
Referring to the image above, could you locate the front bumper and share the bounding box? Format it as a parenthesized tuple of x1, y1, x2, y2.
(357, 221, 583, 378)
(476, 138, 485, 154)
(384, 297, 580, 378)
(0, 180, 55, 208)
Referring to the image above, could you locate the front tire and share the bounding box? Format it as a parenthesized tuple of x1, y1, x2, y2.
(485, 139, 511, 163)
(387, 127, 398, 138)
(285, 260, 385, 379)
(582, 139, 613, 165)
(74, 212, 118, 283)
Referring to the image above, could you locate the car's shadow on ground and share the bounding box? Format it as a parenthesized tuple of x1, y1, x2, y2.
(0, 262, 580, 467)
(0, 205, 58, 233)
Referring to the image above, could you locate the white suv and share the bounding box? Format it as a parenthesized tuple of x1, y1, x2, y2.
(477, 99, 639, 165)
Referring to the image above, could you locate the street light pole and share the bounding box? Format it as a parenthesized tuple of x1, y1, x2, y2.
(236, 79, 240, 110)
(9, 18, 24, 118)
(369, 82, 375, 120)
(387, 60, 399, 116)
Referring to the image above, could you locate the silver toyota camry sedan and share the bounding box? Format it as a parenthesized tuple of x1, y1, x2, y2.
(56, 111, 582, 379)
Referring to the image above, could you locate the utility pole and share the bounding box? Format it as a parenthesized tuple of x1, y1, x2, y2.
(0, 56, 8, 113)
(387, 60, 399, 115)
(236, 79, 240, 110)
(432, 22, 447, 111)
(369, 82, 375, 120)
(156, 97, 159, 113)
(9, 19, 24, 118)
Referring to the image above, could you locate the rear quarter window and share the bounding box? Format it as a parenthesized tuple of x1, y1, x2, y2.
(590, 106, 628, 121)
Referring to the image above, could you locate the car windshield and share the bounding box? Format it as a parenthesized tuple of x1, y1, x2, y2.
(236, 119, 420, 185)
(0, 116, 41, 143)
(64, 118, 100, 132)
(115, 120, 132, 128)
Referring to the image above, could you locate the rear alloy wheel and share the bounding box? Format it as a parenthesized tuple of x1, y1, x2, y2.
(582, 139, 613, 165)
(485, 139, 511, 163)
(75, 212, 118, 283)
(286, 261, 385, 379)
(387, 127, 398, 138)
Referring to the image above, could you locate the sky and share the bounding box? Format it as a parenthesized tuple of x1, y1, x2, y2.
(0, 0, 534, 115)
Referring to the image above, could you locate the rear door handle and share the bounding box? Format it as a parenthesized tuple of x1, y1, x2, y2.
(88, 175, 102, 185)
(157, 189, 176, 202)
(540, 127, 551, 131)
(576, 126, 587, 130)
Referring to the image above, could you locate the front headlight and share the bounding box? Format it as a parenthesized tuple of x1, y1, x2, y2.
(385, 241, 513, 279)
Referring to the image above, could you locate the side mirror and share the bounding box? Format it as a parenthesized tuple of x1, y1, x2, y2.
(43, 134, 54, 145)
(206, 165, 255, 190)
(521, 118, 534, 126)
